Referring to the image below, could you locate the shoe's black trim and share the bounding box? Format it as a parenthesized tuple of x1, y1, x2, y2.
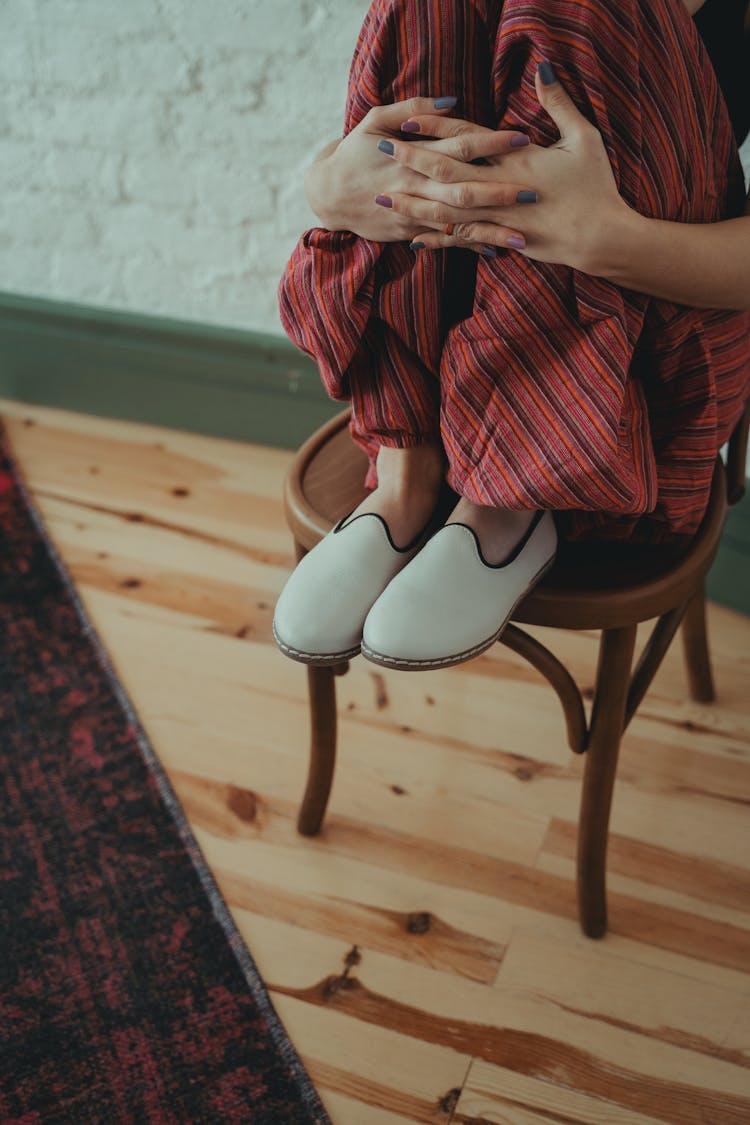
(444, 509, 549, 570)
(333, 504, 444, 554)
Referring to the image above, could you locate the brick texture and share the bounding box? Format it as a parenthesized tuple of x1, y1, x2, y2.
(0, 0, 368, 333)
(2, 2, 748, 335)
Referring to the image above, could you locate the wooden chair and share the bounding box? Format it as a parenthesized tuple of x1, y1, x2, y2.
(281, 403, 749, 939)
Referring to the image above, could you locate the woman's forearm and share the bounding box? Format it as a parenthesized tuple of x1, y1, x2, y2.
(598, 203, 750, 311)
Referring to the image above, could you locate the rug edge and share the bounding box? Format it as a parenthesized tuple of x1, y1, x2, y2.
(0, 416, 332, 1125)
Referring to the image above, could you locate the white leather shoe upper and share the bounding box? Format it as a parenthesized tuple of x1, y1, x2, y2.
(361, 510, 557, 669)
(273, 512, 428, 663)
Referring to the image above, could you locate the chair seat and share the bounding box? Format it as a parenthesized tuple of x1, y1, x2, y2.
(284, 410, 728, 631)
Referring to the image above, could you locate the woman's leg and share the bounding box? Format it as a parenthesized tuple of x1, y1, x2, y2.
(278, 0, 503, 545)
(439, 0, 750, 544)
(275, 0, 510, 664)
(361, 0, 748, 669)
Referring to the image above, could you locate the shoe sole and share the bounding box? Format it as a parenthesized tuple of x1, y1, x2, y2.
(360, 556, 556, 672)
(272, 622, 360, 666)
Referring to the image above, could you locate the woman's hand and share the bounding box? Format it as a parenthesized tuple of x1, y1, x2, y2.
(305, 97, 531, 243)
(306, 98, 457, 240)
(378, 64, 634, 274)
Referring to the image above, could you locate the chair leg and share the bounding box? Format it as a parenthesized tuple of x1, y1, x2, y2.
(291, 536, 340, 836)
(681, 584, 716, 704)
(577, 625, 637, 939)
(296, 662, 345, 836)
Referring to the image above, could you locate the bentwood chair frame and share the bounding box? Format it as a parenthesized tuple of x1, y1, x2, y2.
(281, 402, 750, 938)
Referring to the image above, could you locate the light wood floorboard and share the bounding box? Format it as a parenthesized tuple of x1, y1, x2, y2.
(2, 399, 749, 1125)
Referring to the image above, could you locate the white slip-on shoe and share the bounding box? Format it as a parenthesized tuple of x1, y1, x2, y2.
(273, 510, 438, 665)
(361, 510, 557, 671)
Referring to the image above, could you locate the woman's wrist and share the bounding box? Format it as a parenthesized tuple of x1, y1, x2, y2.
(304, 141, 342, 230)
(582, 201, 648, 286)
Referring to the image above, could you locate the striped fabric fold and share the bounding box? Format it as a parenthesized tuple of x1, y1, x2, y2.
(279, 0, 750, 543)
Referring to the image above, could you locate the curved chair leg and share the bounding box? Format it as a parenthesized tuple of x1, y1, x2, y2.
(577, 625, 637, 939)
(296, 663, 344, 836)
(681, 583, 716, 704)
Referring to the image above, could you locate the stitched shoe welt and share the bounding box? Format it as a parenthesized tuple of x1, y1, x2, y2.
(361, 510, 557, 670)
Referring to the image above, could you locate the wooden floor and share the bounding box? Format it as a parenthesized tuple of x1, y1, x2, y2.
(3, 398, 750, 1125)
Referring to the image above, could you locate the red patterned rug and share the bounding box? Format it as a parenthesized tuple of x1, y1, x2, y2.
(0, 420, 330, 1124)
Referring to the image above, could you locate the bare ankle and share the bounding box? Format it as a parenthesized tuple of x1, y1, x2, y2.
(376, 443, 445, 495)
(447, 501, 539, 564)
(350, 443, 445, 548)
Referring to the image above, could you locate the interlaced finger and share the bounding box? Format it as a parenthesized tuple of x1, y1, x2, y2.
(380, 186, 536, 224)
(404, 179, 536, 209)
(409, 223, 527, 253)
(377, 136, 488, 182)
(399, 115, 531, 158)
(363, 96, 461, 133)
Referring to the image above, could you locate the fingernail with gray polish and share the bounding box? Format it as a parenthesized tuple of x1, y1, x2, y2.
(538, 61, 556, 85)
(375, 194, 393, 208)
(511, 134, 530, 147)
(517, 190, 537, 203)
(401, 120, 421, 132)
(410, 241, 426, 250)
(507, 235, 526, 250)
(377, 139, 395, 155)
(433, 96, 457, 109)
(481, 246, 498, 258)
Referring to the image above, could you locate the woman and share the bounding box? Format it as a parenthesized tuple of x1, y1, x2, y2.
(273, 0, 750, 671)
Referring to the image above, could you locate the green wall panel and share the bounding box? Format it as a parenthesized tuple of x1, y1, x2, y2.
(707, 495, 750, 617)
(0, 291, 341, 449)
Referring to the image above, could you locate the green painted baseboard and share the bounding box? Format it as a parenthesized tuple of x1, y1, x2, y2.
(0, 290, 746, 616)
(707, 493, 750, 616)
(0, 291, 341, 450)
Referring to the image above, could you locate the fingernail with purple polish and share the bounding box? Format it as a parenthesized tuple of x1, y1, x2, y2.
(516, 190, 537, 203)
(375, 194, 393, 208)
(507, 235, 526, 250)
(401, 120, 421, 133)
(511, 134, 530, 147)
(433, 96, 457, 109)
(481, 246, 498, 258)
(410, 241, 426, 251)
(377, 139, 395, 155)
(538, 61, 556, 85)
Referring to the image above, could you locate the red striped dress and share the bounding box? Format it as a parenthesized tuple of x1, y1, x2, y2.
(278, 0, 750, 543)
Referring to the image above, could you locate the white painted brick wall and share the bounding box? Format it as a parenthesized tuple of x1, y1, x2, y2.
(2, 1, 749, 337)
(0, 0, 369, 334)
